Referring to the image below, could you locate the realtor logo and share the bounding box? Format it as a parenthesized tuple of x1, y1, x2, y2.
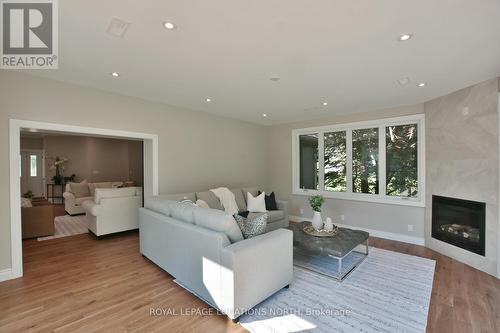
(1, 0, 58, 69)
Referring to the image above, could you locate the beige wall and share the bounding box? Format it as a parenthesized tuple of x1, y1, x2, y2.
(266, 104, 426, 242)
(0, 71, 268, 271)
(424, 78, 499, 275)
(127, 141, 143, 186)
(20, 137, 43, 150)
(40, 135, 141, 184)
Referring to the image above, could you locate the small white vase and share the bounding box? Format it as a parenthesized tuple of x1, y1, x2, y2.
(311, 211, 323, 230)
(324, 217, 334, 231)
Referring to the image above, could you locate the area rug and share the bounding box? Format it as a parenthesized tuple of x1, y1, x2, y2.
(37, 215, 88, 241)
(239, 247, 436, 333)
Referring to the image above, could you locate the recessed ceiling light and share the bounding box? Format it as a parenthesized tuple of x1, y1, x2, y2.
(205, 98, 211, 102)
(262, 113, 268, 117)
(111, 72, 120, 77)
(417, 82, 426, 87)
(163, 22, 176, 30)
(398, 34, 413, 41)
(397, 77, 410, 85)
(323, 102, 328, 106)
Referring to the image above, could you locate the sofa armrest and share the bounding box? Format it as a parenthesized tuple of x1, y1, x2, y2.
(220, 228, 293, 318)
(63, 191, 75, 200)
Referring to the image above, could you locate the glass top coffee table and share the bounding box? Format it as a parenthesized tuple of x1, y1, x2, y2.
(288, 222, 369, 281)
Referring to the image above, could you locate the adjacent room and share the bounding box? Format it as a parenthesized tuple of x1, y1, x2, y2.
(19, 131, 144, 241)
(0, 1, 499, 333)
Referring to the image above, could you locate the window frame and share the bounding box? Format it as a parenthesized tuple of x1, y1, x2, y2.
(292, 114, 425, 207)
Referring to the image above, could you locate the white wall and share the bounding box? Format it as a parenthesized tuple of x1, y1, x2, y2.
(266, 104, 426, 243)
(0, 71, 268, 271)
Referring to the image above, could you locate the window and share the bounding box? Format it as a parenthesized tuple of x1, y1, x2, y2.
(30, 155, 37, 177)
(324, 131, 346, 192)
(299, 134, 319, 190)
(352, 128, 378, 194)
(386, 124, 418, 197)
(293, 115, 425, 206)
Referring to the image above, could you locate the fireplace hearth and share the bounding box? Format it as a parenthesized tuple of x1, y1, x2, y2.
(432, 195, 485, 256)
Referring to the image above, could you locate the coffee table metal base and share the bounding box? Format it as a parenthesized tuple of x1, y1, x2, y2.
(294, 239, 369, 282)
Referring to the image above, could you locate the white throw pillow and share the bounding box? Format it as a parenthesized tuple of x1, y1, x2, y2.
(247, 192, 267, 213)
(69, 180, 90, 198)
(21, 197, 32, 208)
(196, 199, 210, 209)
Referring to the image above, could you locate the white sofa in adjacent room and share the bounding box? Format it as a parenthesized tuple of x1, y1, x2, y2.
(63, 181, 124, 215)
(82, 187, 143, 238)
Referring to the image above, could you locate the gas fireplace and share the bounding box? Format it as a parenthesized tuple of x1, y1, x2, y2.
(432, 195, 485, 256)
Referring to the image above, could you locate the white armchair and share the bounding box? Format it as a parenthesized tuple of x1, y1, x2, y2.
(82, 187, 142, 238)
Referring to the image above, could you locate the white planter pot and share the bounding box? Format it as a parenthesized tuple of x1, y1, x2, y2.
(311, 211, 323, 230)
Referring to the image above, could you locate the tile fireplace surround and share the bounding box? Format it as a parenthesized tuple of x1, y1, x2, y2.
(424, 78, 498, 276)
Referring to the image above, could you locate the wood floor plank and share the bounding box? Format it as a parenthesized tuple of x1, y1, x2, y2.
(0, 231, 498, 332)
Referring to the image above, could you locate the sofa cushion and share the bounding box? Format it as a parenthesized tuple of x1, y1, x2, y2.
(193, 208, 243, 243)
(69, 180, 90, 198)
(82, 200, 99, 216)
(145, 196, 172, 216)
(242, 187, 260, 200)
(94, 187, 137, 204)
(230, 188, 247, 212)
(75, 196, 94, 205)
(169, 202, 196, 224)
(161, 192, 196, 203)
(196, 191, 223, 210)
(88, 182, 123, 196)
(266, 210, 285, 223)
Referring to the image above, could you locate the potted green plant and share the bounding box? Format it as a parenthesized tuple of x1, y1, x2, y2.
(22, 190, 34, 199)
(309, 195, 325, 230)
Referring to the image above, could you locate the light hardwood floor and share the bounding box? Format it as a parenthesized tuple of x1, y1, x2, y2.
(0, 231, 498, 333)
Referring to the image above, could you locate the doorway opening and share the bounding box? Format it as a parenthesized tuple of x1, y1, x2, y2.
(9, 119, 158, 281)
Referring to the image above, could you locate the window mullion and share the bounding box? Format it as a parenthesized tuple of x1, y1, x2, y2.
(318, 132, 325, 191)
(346, 129, 353, 193)
(378, 126, 386, 198)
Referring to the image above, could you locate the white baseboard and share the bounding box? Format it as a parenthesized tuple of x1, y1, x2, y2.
(289, 215, 425, 246)
(0, 268, 13, 283)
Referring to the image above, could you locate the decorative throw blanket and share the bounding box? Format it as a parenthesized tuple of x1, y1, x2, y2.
(210, 187, 239, 215)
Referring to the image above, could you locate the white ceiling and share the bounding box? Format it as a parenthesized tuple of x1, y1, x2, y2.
(23, 0, 500, 125)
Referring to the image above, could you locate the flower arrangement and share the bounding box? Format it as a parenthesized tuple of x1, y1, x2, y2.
(48, 156, 69, 184)
(309, 195, 325, 212)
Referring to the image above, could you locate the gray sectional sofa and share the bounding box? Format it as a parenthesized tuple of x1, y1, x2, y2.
(139, 188, 293, 320)
(160, 187, 289, 231)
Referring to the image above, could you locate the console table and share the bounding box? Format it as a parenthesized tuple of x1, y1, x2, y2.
(46, 183, 65, 204)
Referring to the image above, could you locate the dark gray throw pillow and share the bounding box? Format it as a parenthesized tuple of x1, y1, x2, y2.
(234, 212, 268, 239)
(258, 191, 278, 210)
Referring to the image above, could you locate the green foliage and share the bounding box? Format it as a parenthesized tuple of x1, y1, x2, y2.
(64, 174, 76, 183)
(386, 124, 418, 197)
(22, 190, 33, 199)
(352, 128, 379, 194)
(309, 195, 325, 212)
(324, 131, 347, 192)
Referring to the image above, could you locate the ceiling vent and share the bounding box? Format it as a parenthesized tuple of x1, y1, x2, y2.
(106, 18, 130, 37)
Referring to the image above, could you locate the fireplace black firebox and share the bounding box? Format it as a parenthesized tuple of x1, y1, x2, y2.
(432, 195, 485, 256)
